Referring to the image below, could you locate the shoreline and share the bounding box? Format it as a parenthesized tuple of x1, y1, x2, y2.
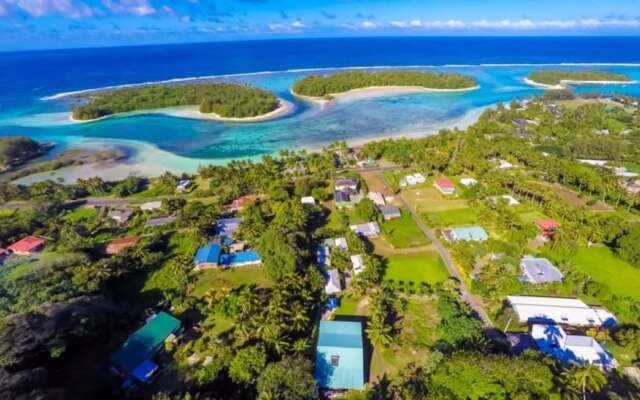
(68, 99, 294, 124)
(524, 77, 637, 90)
(291, 84, 480, 105)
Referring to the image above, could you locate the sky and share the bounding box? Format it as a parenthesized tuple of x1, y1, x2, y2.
(1, 0, 640, 51)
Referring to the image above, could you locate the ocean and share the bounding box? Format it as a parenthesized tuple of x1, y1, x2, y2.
(1, 37, 640, 181)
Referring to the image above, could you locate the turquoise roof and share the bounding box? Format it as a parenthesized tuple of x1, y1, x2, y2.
(452, 226, 489, 241)
(112, 312, 181, 374)
(315, 320, 364, 390)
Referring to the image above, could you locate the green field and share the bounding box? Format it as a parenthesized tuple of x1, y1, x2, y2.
(421, 207, 478, 228)
(381, 211, 430, 248)
(385, 252, 449, 285)
(191, 266, 271, 298)
(564, 246, 640, 300)
(64, 207, 99, 222)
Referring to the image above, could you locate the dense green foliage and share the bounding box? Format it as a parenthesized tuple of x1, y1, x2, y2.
(71, 83, 279, 120)
(0, 136, 44, 169)
(292, 70, 477, 97)
(528, 70, 632, 85)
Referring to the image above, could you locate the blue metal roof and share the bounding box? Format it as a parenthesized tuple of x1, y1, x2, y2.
(219, 250, 261, 266)
(194, 243, 222, 265)
(315, 320, 364, 390)
(215, 218, 241, 237)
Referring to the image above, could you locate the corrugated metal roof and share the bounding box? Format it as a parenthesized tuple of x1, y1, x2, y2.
(315, 321, 364, 390)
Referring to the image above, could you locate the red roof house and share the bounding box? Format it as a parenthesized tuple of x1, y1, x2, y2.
(106, 236, 141, 255)
(536, 219, 560, 240)
(8, 236, 46, 256)
(226, 195, 256, 211)
(434, 178, 456, 195)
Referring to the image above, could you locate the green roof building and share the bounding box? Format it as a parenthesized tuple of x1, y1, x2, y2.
(315, 320, 365, 390)
(112, 312, 181, 382)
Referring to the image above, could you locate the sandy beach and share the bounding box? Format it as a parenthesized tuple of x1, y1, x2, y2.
(524, 77, 637, 90)
(292, 84, 480, 105)
(68, 99, 294, 124)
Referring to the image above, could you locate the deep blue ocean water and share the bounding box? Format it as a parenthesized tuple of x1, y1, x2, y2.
(1, 37, 640, 180)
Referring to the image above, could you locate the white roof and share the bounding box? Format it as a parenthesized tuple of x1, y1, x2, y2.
(330, 237, 348, 250)
(498, 160, 514, 169)
(301, 196, 316, 205)
(578, 159, 608, 167)
(350, 254, 364, 275)
(140, 201, 162, 210)
(460, 178, 478, 187)
(507, 296, 617, 327)
(324, 269, 342, 294)
(350, 222, 380, 237)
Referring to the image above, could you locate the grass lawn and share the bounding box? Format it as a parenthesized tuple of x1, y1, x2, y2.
(0, 208, 16, 218)
(623, 162, 640, 174)
(421, 207, 478, 228)
(130, 183, 174, 198)
(64, 207, 99, 222)
(2, 252, 85, 281)
(402, 187, 468, 214)
(381, 211, 430, 248)
(334, 295, 369, 317)
(385, 252, 449, 285)
(560, 246, 640, 300)
(370, 297, 439, 379)
(191, 266, 271, 298)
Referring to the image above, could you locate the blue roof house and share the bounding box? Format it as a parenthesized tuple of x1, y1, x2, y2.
(219, 250, 262, 267)
(315, 321, 365, 390)
(193, 243, 222, 270)
(215, 217, 241, 238)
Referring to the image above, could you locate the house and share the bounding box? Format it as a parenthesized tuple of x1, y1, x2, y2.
(317, 238, 349, 267)
(491, 195, 520, 206)
(176, 179, 191, 192)
(326, 237, 349, 250)
(379, 206, 401, 221)
(367, 192, 386, 206)
(350, 254, 364, 275)
(108, 209, 133, 224)
(434, 178, 455, 195)
(578, 159, 608, 167)
(106, 236, 140, 255)
(530, 324, 617, 370)
(215, 217, 242, 238)
(226, 195, 255, 212)
(140, 201, 162, 211)
(400, 173, 426, 187)
(112, 312, 182, 383)
(7, 236, 46, 256)
(315, 320, 365, 390)
(624, 180, 640, 195)
(145, 215, 176, 228)
(219, 251, 261, 267)
(324, 269, 342, 294)
(335, 178, 359, 192)
(460, 178, 478, 187)
(520, 256, 564, 284)
(301, 196, 316, 205)
(443, 227, 488, 242)
(536, 219, 559, 240)
(506, 296, 617, 327)
(335, 191, 352, 208)
(350, 222, 380, 238)
(193, 243, 222, 270)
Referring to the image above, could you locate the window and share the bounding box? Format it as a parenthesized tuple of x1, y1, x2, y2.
(331, 355, 340, 367)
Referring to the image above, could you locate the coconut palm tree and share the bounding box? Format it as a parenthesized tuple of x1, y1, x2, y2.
(561, 364, 607, 400)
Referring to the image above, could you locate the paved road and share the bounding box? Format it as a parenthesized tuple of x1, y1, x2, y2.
(376, 172, 494, 328)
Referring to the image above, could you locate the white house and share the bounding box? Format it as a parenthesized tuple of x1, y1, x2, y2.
(324, 269, 342, 294)
(400, 173, 426, 187)
(460, 178, 478, 187)
(350, 254, 365, 275)
(140, 201, 162, 211)
(350, 222, 381, 238)
(507, 296, 617, 327)
(531, 324, 617, 370)
(301, 196, 316, 205)
(176, 179, 192, 192)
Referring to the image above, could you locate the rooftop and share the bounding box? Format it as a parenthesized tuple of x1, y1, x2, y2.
(316, 320, 364, 390)
(215, 217, 242, 237)
(106, 236, 140, 255)
(8, 236, 46, 253)
(520, 257, 564, 284)
(449, 226, 488, 241)
(434, 178, 455, 190)
(194, 243, 222, 265)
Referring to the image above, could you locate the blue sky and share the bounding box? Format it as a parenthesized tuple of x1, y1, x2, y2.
(1, 0, 640, 50)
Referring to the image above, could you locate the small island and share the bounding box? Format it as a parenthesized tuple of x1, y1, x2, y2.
(70, 83, 290, 122)
(291, 70, 479, 102)
(525, 70, 634, 90)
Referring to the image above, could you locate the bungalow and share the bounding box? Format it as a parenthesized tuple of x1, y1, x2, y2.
(106, 236, 140, 255)
(460, 178, 478, 187)
(325, 237, 349, 250)
(226, 195, 255, 212)
(335, 190, 353, 208)
(324, 269, 342, 294)
(108, 209, 133, 224)
(215, 217, 242, 238)
(400, 173, 426, 187)
(8, 236, 46, 256)
(335, 178, 359, 192)
(379, 206, 401, 221)
(434, 178, 456, 195)
(145, 215, 176, 228)
(367, 192, 386, 207)
(301, 196, 316, 205)
(443, 226, 488, 242)
(112, 312, 182, 383)
(350, 254, 364, 275)
(520, 256, 564, 284)
(350, 222, 380, 238)
(536, 219, 559, 240)
(315, 320, 365, 390)
(140, 201, 162, 211)
(531, 324, 617, 370)
(193, 243, 222, 270)
(176, 179, 192, 192)
(507, 296, 617, 327)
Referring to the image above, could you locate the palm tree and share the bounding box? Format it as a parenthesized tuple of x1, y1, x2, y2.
(367, 314, 393, 349)
(562, 364, 607, 400)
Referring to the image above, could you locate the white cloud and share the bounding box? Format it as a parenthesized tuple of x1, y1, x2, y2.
(291, 20, 305, 28)
(0, 0, 97, 18)
(390, 20, 407, 28)
(102, 0, 155, 16)
(383, 18, 640, 30)
(361, 20, 377, 28)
